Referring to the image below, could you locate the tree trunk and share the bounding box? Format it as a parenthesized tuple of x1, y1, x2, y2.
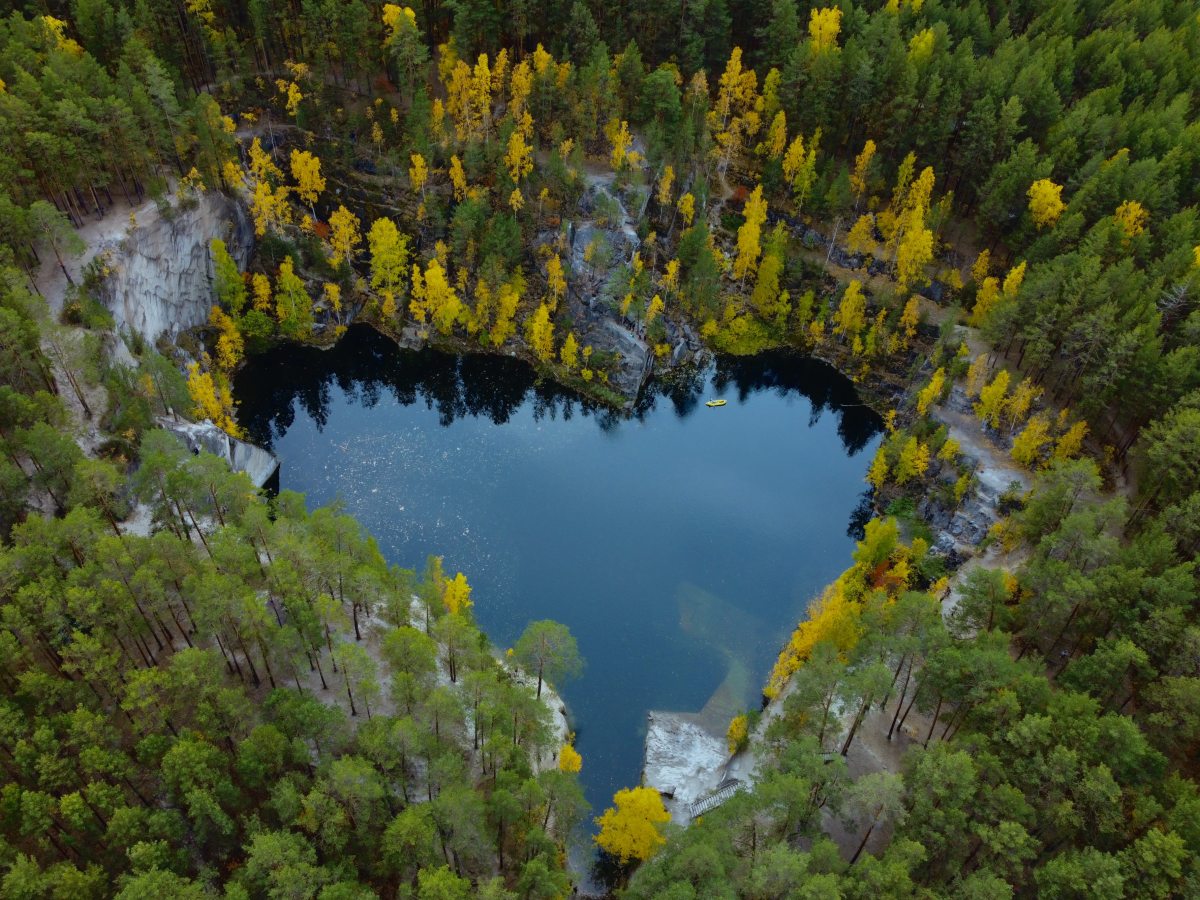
(851, 815, 879, 864)
(50, 240, 74, 286)
(214, 632, 237, 675)
(313, 651, 329, 690)
(841, 695, 872, 756)
(817, 693, 834, 747)
(341, 658, 357, 716)
(888, 663, 913, 740)
(234, 629, 261, 686)
(880, 654, 907, 710)
(256, 636, 277, 689)
(923, 694, 944, 748)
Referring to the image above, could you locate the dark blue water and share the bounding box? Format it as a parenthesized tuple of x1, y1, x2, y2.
(235, 325, 880, 815)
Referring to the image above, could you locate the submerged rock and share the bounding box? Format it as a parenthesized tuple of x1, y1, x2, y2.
(100, 192, 253, 344)
(159, 417, 279, 488)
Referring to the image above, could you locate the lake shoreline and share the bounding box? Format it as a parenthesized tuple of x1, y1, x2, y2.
(230, 311, 982, 893)
(234, 313, 908, 438)
(233, 326, 883, 841)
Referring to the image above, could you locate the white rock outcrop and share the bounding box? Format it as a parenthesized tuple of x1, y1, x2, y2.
(100, 192, 253, 343)
(158, 417, 279, 488)
(643, 711, 730, 824)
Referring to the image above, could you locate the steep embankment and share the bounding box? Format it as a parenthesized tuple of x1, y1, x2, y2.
(97, 191, 254, 344)
(157, 417, 278, 488)
(50, 190, 277, 487)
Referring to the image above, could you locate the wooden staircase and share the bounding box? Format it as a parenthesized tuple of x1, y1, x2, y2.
(689, 778, 742, 818)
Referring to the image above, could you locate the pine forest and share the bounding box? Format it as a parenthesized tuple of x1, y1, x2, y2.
(0, 0, 1199, 897)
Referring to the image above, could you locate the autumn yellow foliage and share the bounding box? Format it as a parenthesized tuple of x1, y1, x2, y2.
(850, 140, 876, 204)
(328, 205, 362, 267)
(594, 787, 671, 863)
(209, 306, 243, 373)
(808, 7, 842, 52)
(248, 137, 281, 182)
(1002, 261, 1026, 298)
(676, 193, 695, 227)
(645, 294, 664, 325)
(381, 4, 417, 38)
(733, 185, 768, 281)
(908, 28, 935, 62)
(560, 332, 579, 370)
(448, 155, 467, 201)
(970, 277, 1000, 326)
(662, 259, 680, 294)
(367, 216, 409, 300)
(1028, 179, 1065, 228)
(289, 150, 324, 206)
(411, 258, 463, 334)
(408, 153, 428, 196)
(1054, 420, 1089, 461)
(916, 368, 945, 417)
(443, 572, 472, 615)
(558, 744, 582, 774)
(509, 60, 532, 118)
(727, 714, 749, 754)
(545, 254, 566, 304)
(1114, 200, 1148, 240)
(186, 362, 243, 438)
(970, 249, 991, 285)
(250, 181, 291, 237)
(505, 129, 533, 183)
(896, 219, 934, 289)
(833, 280, 866, 340)
(866, 447, 888, 490)
(759, 111, 787, 161)
(609, 119, 634, 171)
(1011, 414, 1053, 468)
(846, 214, 876, 256)
(965, 354, 990, 398)
(764, 575, 863, 698)
(782, 131, 820, 211)
(656, 165, 675, 206)
(975, 370, 1011, 429)
(1004, 377, 1041, 430)
(490, 277, 523, 347)
(893, 436, 929, 484)
(251, 273, 272, 313)
(525, 303, 555, 361)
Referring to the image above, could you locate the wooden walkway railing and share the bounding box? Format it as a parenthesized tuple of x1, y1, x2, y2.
(689, 779, 742, 818)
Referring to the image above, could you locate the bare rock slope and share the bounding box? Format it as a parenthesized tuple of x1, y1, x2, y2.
(100, 192, 253, 343)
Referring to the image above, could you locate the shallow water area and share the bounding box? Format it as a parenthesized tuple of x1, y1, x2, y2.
(235, 325, 882, 819)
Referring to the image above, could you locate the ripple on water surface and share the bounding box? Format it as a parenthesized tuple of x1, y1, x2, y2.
(235, 325, 882, 820)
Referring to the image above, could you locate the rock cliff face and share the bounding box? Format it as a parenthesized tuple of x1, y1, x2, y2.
(560, 174, 657, 407)
(100, 193, 253, 343)
(158, 417, 279, 488)
(925, 386, 1031, 557)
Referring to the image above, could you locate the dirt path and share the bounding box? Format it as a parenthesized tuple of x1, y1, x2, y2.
(33, 194, 164, 317)
(936, 392, 1029, 499)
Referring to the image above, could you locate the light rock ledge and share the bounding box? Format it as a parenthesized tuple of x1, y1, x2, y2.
(99, 192, 253, 344)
